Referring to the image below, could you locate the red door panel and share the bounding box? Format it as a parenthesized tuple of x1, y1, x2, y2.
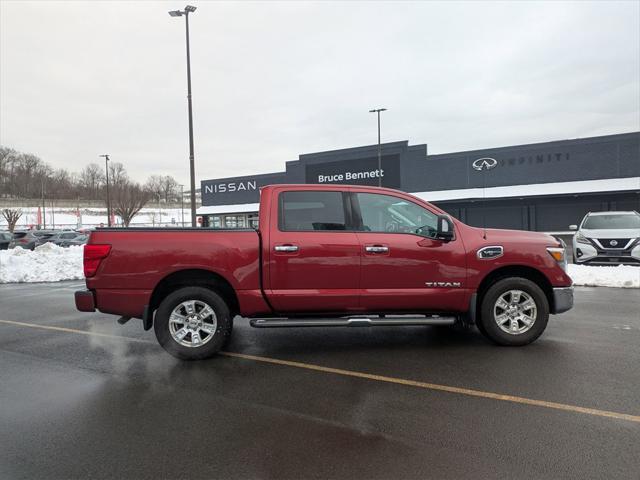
(357, 232, 468, 312)
(267, 232, 361, 312)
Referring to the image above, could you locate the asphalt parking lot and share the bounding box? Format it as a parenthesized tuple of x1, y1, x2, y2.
(1, 282, 639, 479)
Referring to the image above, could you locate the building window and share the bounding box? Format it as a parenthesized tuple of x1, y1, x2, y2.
(225, 215, 238, 228)
(207, 215, 222, 228)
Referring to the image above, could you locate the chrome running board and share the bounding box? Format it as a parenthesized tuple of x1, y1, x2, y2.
(249, 315, 456, 328)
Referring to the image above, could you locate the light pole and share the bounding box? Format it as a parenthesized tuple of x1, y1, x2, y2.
(41, 178, 46, 229)
(169, 5, 198, 227)
(99, 154, 111, 227)
(368, 108, 387, 187)
(179, 184, 185, 226)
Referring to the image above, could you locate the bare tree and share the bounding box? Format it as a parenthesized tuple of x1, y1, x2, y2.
(112, 182, 150, 227)
(80, 163, 105, 199)
(108, 162, 128, 189)
(145, 174, 164, 200)
(161, 175, 179, 203)
(2, 208, 23, 232)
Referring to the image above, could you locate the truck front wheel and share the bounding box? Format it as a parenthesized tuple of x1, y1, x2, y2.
(154, 286, 233, 360)
(478, 277, 549, 346)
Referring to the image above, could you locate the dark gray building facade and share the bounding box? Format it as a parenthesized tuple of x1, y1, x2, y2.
(199, 132, 640, 231)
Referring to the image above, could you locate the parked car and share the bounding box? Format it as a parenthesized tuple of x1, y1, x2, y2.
(76, 184, 574, 360)
(45, 231, 86, 246)
(58, 234, 88, 247)
(570, 211, 640, 265)
(0, 231, 12, 250)
(8, 231, 42, 250)
(30, 229, 59, 246)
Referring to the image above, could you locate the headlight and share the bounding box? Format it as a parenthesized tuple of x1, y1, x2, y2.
(575, 232, 591, 245)
(547, 247, 567, 271)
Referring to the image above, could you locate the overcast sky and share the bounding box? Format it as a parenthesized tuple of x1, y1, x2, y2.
(1, 0, 639, 186)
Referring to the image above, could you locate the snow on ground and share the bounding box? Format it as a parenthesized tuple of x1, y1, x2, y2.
(0, 243, 84, 283)
(567, 264, 640, 289)
(1, 244, 639, 287)
(0, 206, 192, 229)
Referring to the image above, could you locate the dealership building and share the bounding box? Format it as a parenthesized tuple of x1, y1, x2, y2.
(197, 131, 639, 231)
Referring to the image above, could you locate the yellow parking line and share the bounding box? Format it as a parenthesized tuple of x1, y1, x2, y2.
(1, 318, 639, 424)
(0, 319, 151, 343)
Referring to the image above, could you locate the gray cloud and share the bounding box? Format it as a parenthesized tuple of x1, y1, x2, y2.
(1, 0, 638, 185)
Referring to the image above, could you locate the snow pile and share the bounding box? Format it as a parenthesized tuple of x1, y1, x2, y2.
(0, 243, 84, 283)
(568, 264, 640, 288)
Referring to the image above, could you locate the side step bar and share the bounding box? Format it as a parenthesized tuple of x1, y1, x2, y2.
(249, 315, 457, 328)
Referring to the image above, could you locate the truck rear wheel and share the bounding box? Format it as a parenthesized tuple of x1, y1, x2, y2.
(478, 277, 549, 346)
(154, 286, 233, 360)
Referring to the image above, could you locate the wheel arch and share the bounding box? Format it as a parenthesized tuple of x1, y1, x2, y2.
(148, 269, 240, 321)
(475, 265, 554, 315)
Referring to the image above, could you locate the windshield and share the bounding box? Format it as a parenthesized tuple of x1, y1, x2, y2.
(582, 214, 640, 230)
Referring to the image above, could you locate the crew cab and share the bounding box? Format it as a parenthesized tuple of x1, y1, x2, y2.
(75, 184, 574, 360)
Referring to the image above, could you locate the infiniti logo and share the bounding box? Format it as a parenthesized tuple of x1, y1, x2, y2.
(472, 157, 498, 171)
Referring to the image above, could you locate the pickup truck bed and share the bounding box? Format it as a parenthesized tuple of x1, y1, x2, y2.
(84, 228, 269, 320)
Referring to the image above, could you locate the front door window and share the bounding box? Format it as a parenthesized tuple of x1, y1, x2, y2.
(356, 192, 438, 238)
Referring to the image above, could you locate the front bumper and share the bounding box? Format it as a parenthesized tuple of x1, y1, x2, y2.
(573, 238, 640, 266)
(551, 286, 574, 314)
(75, 290, 96, 312)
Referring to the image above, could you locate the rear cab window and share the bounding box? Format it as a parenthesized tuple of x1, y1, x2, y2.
(279, 191, 348, 231)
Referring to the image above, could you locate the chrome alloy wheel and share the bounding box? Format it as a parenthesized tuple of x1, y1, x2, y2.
(493, 290, 537, 335)
(168, 300, 218, 348)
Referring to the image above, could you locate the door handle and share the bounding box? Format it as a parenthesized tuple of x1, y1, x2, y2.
(365, 245, 389, 253)
(274, 245, 299, 252)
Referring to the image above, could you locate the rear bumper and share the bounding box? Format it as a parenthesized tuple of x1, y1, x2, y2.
(551, 286, 573, 314)
(75, 290, 96, 312)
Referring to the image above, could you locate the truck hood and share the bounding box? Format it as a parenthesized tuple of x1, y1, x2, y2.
(467, 226, 559, 246)
(579, 228, 640, 239)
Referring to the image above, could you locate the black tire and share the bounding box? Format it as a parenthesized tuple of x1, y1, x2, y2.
(478, 277, 549, 346)
(154, 286, 233, 360)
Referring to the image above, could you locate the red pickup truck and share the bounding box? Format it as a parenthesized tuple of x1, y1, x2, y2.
(75, 184, 573, 359)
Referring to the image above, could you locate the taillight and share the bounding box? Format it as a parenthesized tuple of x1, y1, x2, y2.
(20, 238, 28, 243)
(84, 244, 111, 277)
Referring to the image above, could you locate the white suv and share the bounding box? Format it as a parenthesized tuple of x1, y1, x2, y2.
(570, 211, 640, 265)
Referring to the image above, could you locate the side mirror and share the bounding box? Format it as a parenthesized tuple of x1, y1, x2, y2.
(569, 224, 578, 231)
(436, 215, 454, 241)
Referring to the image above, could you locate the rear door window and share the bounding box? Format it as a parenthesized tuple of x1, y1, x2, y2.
(279, 191, 347, 231)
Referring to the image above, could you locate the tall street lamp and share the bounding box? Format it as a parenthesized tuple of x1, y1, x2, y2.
(169, 5, 198, 227)
(368, 108, 387, 187)
(99, 154, 111, 227)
